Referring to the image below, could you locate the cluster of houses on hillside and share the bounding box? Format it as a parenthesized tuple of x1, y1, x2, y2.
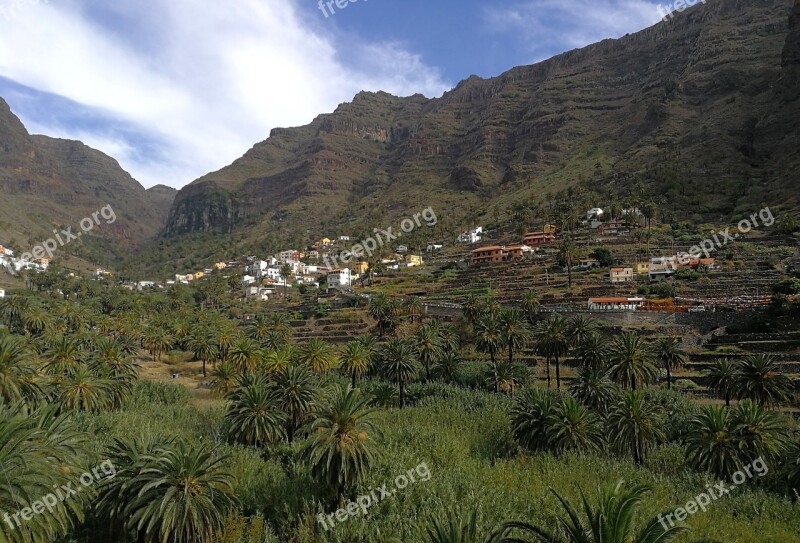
(469, 225, 558, 265)
(0, 244, 49, 274)
(609, 253, 718, 284)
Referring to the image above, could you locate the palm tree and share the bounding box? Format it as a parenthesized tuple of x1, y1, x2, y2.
(0, 335, 42, 405)
(414, 323, 444, 381)
(302, 385, 380, 502)
(782, 438, 800, 500)
(685, 405, 742, 479)
(492, 359, 527, 396)
(261, 346, 295, 375)
(380, 338, 419, 408)
(279, 263, 293, 298)
(730, 399, 785, 465)
(246, 315, 272, 342)
(706, 358, 738, 407)
(503, 482, 688, 543)
(340, 340, 372, 387)
(735, 354, 792, 407)
(520, 289, 541, 325)
(607, 390, 666, 464)
(299, 337, 338, 374)
(569, 368, 617, 413)
(547, 317, 570, 390)
(533, 320, 554, 388)
(405, 296, 423, 323)
(271, 365, 319, 442)
(100, 439, 239, 543)
(54, 365, 116, 412)
(499, 309, 530, 366)
(650, 337, 686, 390)
(432, 350, 462, 383)
(475, 313, 504, 393)
(187, 331, 219, 377)
(547, 396, 605, 455)
(142, 327, 174, 361)
(462, 294, 483, 326)
(565, 315, 598, 349)
(43, 336, 83, 375)
(511, 387, 557, 452)
(369, 295, 400, 338)
(209, 360, 240, 397)
(608, 331, 657, 391)
(225, 378, 287, 446)
(425, 506, 509, 543)
(90, 336, 138, 381)
(228, 337, 262, 374)
(558, 236, 580, 289)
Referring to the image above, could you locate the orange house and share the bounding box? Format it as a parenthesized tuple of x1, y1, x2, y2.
(471, 246, 505, 264)
(523, 232, 556, 246)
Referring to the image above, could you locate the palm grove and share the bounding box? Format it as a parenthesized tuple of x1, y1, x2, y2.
(0, 268, 797, 543)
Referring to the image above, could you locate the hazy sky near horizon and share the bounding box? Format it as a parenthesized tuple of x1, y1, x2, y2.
(0, 0, 665, 189)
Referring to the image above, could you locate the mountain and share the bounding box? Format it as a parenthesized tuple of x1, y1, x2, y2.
(0, 99, 176, 268)
(146, 0, 800, 273)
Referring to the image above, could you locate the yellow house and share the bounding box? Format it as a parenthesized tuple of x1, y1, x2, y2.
(635, 262, 650, 275)
(214, 262, 227, 270)
(610, 267, 634, 283)
(194, 272, 205, 280)
(348, 261, 369, 274)
(544, 224, 557, 234)
(406, 255, 423, 267)
(317, 237, 332, 246)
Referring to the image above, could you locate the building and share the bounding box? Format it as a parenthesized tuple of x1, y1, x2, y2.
(406, 255, 424, 267)
(338, 235, 351, 242)
(578, 258, 601, 270)
(214, 262, 227, 270)
(396, 245, 409, 254)
(598, 220, 629, 235)
(648, 264, 675, 282)
(586, 208, 604, 220)
(504, 245, 526, 260)
(543, 224, 557, 234)
(523, 232, 556, 247)
(635, 262, 650, 275)
(470, 246, 505, 265)
(457, 227, 483, 244)
(610, 267, 634, 283)
(347, 261, 369, 275)
(588, 297, 645, 311)
(426, 244, 443, 252)
(0, 289, 5, 298)
(327, 268, 352, 290)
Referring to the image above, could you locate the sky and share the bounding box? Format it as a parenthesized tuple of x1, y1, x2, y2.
(0, 0, 666, 189)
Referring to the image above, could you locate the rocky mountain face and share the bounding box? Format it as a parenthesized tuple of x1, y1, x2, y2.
(0, 99, 176, 266)
(162, 0, 799, 251)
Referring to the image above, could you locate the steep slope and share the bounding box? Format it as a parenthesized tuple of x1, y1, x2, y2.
(154, 0, 799, 271)
(0, 99, 176, 267)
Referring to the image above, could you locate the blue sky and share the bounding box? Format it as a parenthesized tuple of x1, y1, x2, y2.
(0, 0, 666, 189)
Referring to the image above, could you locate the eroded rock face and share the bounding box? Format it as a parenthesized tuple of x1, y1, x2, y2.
(162, 0, 798, 241)
(0, 98, 176, 258)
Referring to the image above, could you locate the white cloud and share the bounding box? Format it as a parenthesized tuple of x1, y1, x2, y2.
(485, 0, 663, 61)
(0, 0, 451, 188)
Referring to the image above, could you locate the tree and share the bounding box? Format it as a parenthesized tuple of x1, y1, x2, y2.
(503, 483, 687, 543)
(735, 354, 792, 407)
(99, 438, 239, 543)
(302, 385, 380, 503)
(537, 317, 569, 390)
(225, 377, 287, 446)
(546, 396, 604, 455)
(279, 263, 293, 298)
(570, 368, 617, 413)
(608, 331, 657, 391)
(706, 358, 738, 407)
(520, 289, 541, 324)
(271, 365, 319, 442)
(414, 323, 444, 381)
(558, 236, 580, 289)
(573, 332, 611, 372)
(475, 313, 504, 393)
(650, 337, 686, 390)
(511, 387, 556, 451)
(340, 340, 372, 387)
(0, 335, 43, 406)
(499, 309, 530, 366)
(432, 350, 462, 383)
(607, 390, 665, 464)
(228, 337, 262, 374)
(404, 296, 423, 323)
(369, 295, 400, 338)
(209, 360, 239, 397)
(187, 330, 219, 377)
(54, 365, 116, 412)
(565, 315, 598, 349)
(299, 337, 338, 374)
(380, 338, 419, 408)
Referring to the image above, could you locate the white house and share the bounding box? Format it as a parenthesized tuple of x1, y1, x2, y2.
(242, 275, 257, 285)
(0, 289, 5, 298)
(327, 268, 352, 290)
(426, 244, 443, 252)
(588, 297, 644, 311)
(586, 208, 604, 220)
(457, 227, 483, 244)
(396, 245, 409, 253)
(338, 235, 351, 242)
(265, 267, 282, 281)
